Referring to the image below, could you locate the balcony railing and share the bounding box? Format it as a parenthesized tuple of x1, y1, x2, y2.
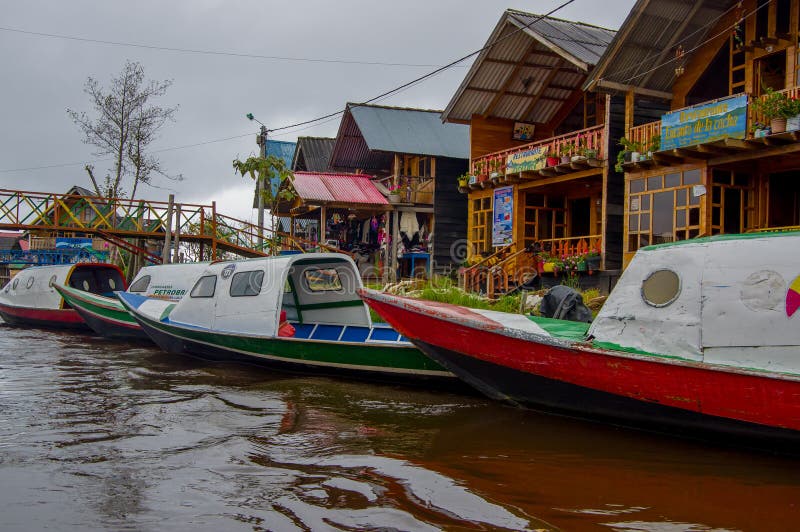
(627, 86, 800, 160)
(373, 175, 434, 204)
(470, 124, 605, 182)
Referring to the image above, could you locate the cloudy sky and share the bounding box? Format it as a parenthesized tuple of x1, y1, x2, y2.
(0, 0, 635, 220)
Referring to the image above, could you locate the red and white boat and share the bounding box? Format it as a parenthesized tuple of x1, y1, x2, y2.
(0, 263, 126, 329)
(360, 232, 800, 448)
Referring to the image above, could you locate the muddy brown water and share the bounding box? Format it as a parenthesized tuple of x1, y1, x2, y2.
(1, 323, 799, 531)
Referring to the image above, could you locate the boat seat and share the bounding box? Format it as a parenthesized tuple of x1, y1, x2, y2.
(368, 328, 401, 342)
(291, 323, 315, 339)
(311, 324, 344, 341)
(340, 326, 370, 343)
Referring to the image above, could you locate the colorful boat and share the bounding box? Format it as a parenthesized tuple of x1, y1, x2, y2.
(0, 263, 126, 329)
(53, 262, 209, 340)
(117, 253, 454, 384)
(360, 232, 800, 448)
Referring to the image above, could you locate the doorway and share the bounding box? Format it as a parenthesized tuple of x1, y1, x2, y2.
(768, 172, 800, 227)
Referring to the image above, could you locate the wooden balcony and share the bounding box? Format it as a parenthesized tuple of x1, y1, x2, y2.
(374, 175, 434, 205)
(625, 87, 800, 171)
(467, 125, 606, 190)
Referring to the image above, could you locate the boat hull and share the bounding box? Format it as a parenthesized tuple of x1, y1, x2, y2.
(360, 290, 800, 448)
(54, 285, 148, 340)
(120, 297, 457, 386)
(0, 302, 88, 330)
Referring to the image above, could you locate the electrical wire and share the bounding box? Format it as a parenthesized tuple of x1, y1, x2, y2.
(0, 25, 466, 69)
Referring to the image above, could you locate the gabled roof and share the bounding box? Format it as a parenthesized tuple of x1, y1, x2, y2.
(291, 171, 388, 206)
(291, 137, 335, 172)
(584, 0, 733, 98)
(329, 103, 469, 172)
(443, 10, 615, 124)
(66, 185, 97, 197)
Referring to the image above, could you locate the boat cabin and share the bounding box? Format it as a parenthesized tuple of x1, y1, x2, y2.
(127, 262, 210, 301)
(166, 253, 377, 338)
(0, 263, 126, 310)
(589, 232, 800, 374)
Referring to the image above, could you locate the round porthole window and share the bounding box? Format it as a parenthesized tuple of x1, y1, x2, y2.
(82, 280, 90, 291)
(641, 269, 681, 307)
(26, 277, 34, 289)
(49, 275, 58, 288)
(12, 278, 19, 290)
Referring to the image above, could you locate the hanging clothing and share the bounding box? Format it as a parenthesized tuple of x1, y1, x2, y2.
(399, 212, 420, 236)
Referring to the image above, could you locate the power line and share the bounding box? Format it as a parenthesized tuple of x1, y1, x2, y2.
(267, 0, 577, 133)
(0, 25, 466, 69)
(1, 1, 578, 172)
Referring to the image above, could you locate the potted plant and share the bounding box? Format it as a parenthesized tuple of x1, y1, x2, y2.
(750, 121, 770, 138)
(585, 250, 600, 272)
(387, 183, 402, 203)
(546, 153, 560, 167)
(559, 142, 574, 164)
(787, 96, 800, 131)
(646, 134, 660, 158)
(615, 137, 643, 172)
(489, 158, 503, 180)
(751, 87, 793, 134)
(457, 173, 469, 192)
(475, 161, 488, 184)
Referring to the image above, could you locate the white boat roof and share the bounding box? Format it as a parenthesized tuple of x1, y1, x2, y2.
(0, 263, 123, 310)
(589, 231, 800, 373)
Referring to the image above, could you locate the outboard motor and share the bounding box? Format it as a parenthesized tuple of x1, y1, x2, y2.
(539, 285, 593, 323)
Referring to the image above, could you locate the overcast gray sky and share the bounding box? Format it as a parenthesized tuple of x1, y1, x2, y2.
(0, 0, 635, 220)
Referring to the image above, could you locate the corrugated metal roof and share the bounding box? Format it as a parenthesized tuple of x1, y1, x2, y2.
(443, 10, 616, 124)
(292, 172, 388, 206)
(291, 137, 335, 172)
(585, 0, 732, 95)
(349, 104, 470, 159)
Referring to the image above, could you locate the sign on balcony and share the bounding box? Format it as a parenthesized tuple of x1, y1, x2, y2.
(506, 145, 549, 174)
(661, 94, 747, 151)
(492, 186, 514, 247)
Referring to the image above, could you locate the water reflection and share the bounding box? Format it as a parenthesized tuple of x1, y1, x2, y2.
(1, 323, 799, 531)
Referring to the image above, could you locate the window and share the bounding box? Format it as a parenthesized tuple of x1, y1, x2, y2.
(230, 270, 264, 297)
(190, 275, 217, 298)
(642, 270, 681, 307)
(12, 278, 18, 290)
(470, 195, 493, 254)
(627, 168, 703, 253)
(129, 275, 151, 293)
(26, 277, 34, 289)
(303, 268, 342, 292)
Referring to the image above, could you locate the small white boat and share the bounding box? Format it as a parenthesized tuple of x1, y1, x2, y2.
(118, 253, 453, 383)
(54, 262, 209, 339)
(0, 263, 126, 329)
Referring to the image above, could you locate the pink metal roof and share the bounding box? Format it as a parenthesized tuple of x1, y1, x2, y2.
(292, 172, 388, 206)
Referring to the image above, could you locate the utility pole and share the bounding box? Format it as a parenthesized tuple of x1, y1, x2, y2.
(256, 125, 267, 249)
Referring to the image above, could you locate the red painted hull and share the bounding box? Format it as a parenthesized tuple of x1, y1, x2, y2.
(359, 290, 800, 445)
(0, 302, 88, 330)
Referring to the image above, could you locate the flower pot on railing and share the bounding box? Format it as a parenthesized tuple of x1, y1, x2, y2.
(388, 193, 401, 204)
(788, 114, 800, 131)
(571, 155, 586, 163)
(585, 256, 600, 271)
(546, 156, 560, 167)
(771, 117, 787, 134)
(560, 156, 571, 164)
(630, 151, 641, 163)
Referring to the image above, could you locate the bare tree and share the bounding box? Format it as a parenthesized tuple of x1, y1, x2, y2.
(67, 61, 180, 198)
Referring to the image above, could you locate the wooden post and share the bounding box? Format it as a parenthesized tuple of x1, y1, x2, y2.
(173, 204, 181, 263)
(211, 201, 217, 259)
(199, 207, 205, 260)
(320, 205, 327, 245)
(624, 89, 635, 138)
(163, 194, 174, 264)
(391, 209, 400, 282)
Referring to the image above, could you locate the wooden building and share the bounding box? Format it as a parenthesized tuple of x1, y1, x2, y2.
(328, 103, 470, 277)
(585, 0, 800, 266)
(443, 10, 620, 295)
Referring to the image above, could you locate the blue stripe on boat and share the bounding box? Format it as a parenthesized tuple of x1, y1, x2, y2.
(341, 326, 370, 343)
(292, 323, 315, 339)
(312, 324, 343, 341)
(369, 328, 400, 342)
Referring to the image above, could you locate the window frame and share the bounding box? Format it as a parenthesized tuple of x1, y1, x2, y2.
(229, 270, 264, 297)
(189, 275, 217, 299)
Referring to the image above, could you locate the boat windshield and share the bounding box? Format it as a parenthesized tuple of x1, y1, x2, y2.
(68, 267, 125, 297)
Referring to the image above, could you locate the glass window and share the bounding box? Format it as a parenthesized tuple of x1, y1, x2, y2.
(652, 191, 674, 241)
(26, 277, 34, 289)
(642, 269, 681, 307)
(629, 214, 639, 231)
(630, 179, 645, 193)
(647, 176, 662, 191)
(304, 268, 342, 292)
(230, 270, 264, 297)
(190, 275, 217, 298)
(676, 188, 687, 207)
(683, 169, 702, 185)
(676, 209, 687, 228)
(129, 275, 151, 293)
(665, 173, 681, 188)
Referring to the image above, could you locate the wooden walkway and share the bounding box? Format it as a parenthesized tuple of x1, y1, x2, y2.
(0, 188, 302, 263)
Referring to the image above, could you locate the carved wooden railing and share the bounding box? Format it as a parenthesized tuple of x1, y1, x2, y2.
(538, 234, 602, 259)
(460, 243, 514, 293)
(485, 245, 539, 299)
(471, 124, 606, 180)
(628, 84, 800, 154)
